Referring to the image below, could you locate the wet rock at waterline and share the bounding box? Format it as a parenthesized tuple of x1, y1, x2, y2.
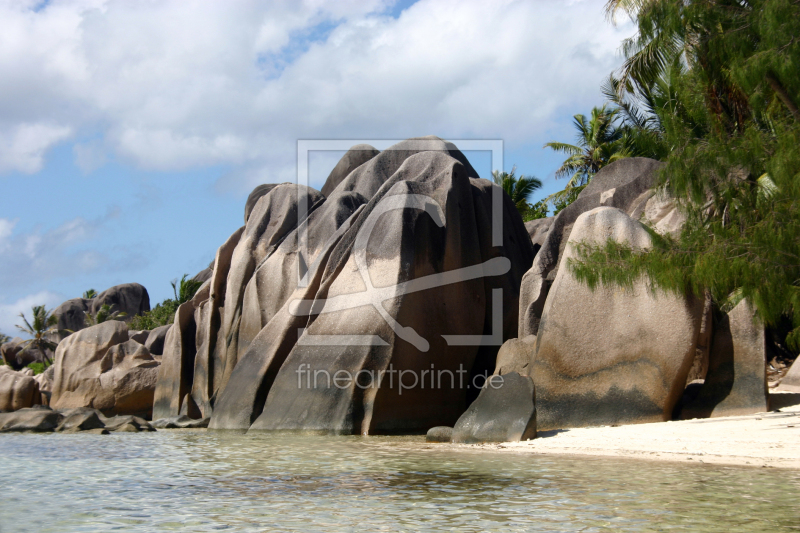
(529, 207, 704, 431)
(451, 373, 537, 443)
(50, 321, 160, 418)
(151, 415, 210, 429)
(0, 366, 42, 411)
(0, 406, 155, 433)
(680, 300, 769, 418)
(425, 426, 453, 443)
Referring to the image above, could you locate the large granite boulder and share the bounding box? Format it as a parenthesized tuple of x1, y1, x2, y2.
(146, 138, 531, 433)
(519, 158, 664, 337)
(50, 321, 160, 418)
(208, 138, 534, 433)
(529, 207, 704, 431)
(0, 338, 50, 370)
(778, 357, 800, 392)
(320, 144, 381, 197)
(0, 366, 41, 411)
(0, 407, 60, 432)
(680, 300, 769, 418)
(451, 373, 537, 443)
(52, 283, 151, 340)
(144, 325, 171, 356)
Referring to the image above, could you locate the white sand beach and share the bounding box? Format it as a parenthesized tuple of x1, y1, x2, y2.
(470, 392, 800, 469)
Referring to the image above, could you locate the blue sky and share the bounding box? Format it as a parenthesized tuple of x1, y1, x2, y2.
(0, 0, 633, 335)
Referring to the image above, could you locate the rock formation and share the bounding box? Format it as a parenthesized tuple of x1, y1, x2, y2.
(0, 406, 155, 433)
(451, 372, 537, 443)
(50, 321, 160, 418)
(52, 283, 151, 340)
(525, 207, 704, 430)
(153, 137, 535, 433)
(0, 366, 41, 411)
(681, 300, 769, 418)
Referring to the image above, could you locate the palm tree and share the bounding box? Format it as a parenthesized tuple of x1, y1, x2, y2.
(0, 332, 9, 346)
(544, 105, 631, 205)
(15, 306, 60, 366)
(84, 304, 128, 327)
(83, 289, 97, 299)
(172, 274, 204, 304)
(491, 166, 543, 218)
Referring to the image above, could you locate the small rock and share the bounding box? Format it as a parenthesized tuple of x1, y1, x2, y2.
(425, 426, 453, 443)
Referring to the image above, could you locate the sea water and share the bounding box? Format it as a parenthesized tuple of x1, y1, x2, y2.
(0, 431, 797, 532)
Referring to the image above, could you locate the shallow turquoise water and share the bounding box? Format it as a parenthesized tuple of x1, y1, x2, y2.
(0, 431, 798, 532)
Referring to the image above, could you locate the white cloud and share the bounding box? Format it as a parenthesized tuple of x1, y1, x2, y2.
(0, 290, 65, 339)
(0, 122, 72, 173)
(0, 0, 632, 188)
(0, 208, 135, 290)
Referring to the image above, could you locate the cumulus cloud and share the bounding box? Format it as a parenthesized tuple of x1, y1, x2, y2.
(0, 290, 65, 339)
(0, 0, 631, 188)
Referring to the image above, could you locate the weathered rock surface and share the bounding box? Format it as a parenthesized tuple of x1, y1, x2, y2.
(50, 322, 160, 418)
(530, 207, 703, 431)
(320, 144, 381, 197)
(681, 300, 769, 418)
(52, 283, 151, 340)
(524, 218, 553, 251)
(0, 406, 155, 433)
(0, 366, 42, 411)
(493, 336, 535, 376)
(152, 415, 210, 429)
(779, 357, 800, 392)
(0, 406, 60, 432)
(519, 158, 665, 337)
(210, 139, 533, 434)
(0, 338, 50, 370)
(148, 137, 532, 433)
(145, 325, 171, 356)
(451, 373, 537, 443)
(425, 426, 453, 443)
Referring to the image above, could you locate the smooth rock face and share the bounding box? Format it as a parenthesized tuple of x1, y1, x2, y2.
(519, 158, 664, 338)
(53, 283, 151, 340)
(494, 336, 535, 376)
(524, 218, 553, 251)
(681, 300, 768, 418)
(0, 407, 61, 432)
(0, 366, 41, 411)
(530, 207, 703, 431)
(151, 415, 210, 429)
(425, 426, 453, 443)
(779, 358, 800, 392)
(50, 322, 160, 418)
(203, 137, 533, 433)
(320, 144, 380, 197)
(451, 373, 537, 443)
(145, 325, 171, 356)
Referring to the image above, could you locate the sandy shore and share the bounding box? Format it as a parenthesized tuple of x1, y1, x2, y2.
(467, 392, 800, 469)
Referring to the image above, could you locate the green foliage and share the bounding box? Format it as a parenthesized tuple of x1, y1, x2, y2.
(544, 105, 635, 210)
(0, 332, 9, 346)
(572, 0, 800, 349)
(26, 362, 49, 375)
(83, 289, 97, 299)
(128, 274, 203, 331)
(15, 305, 60, 366)
(492, 166, 543, 220)
(524, 200, 550, 221)
(84, 304, 128, 327)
